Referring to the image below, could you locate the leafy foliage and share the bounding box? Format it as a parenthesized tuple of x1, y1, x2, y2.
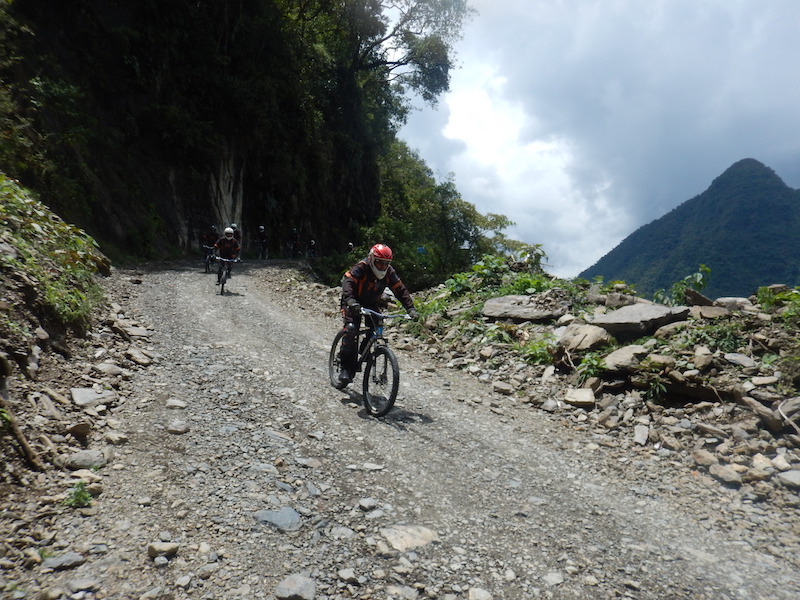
(653, 264, 711, 306)
(62, 481, 93, 508)
(0, 175, 107, 357)
(0, 0, 479, 267)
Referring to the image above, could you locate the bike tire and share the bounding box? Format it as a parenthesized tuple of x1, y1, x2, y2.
(328, 329, 349, 389)
(219, 269, 227, 294)
(205, 256, 211, 274)
(362, 346, 399, 417)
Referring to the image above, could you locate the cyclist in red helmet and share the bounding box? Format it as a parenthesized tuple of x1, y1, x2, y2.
(338, 243, 419, 383)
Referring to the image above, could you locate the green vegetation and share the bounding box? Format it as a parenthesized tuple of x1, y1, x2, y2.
(0, 0, 495, 273)
(575, 352, 606, 385)
(62, 481, 93, 508)
(0, 174, 108, 358)
(516, 333, 557, 365)
(653, 264, 711, 306)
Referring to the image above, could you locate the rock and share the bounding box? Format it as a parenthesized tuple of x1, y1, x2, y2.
(70, 388, 116, 408)
(689, 306, 729, 319)
(542, 571, 564, 586)
(633, 425, 650, 445)
(739, 396, 783, 432)
(695, 422, 728, 438)
(42, 552, 86, 571)
(691, 449, 719, 467)
(724, 353, 758, 369)
(564, 388, 595, 408)
(93, 362, 125, 376)
(468, 589, 493, 600)
(714, 297, 755, 311)
(380, 525, 439, 551)
(63, 449, 107, 470)
(709, 464, 742, 487)
(275, 574, 316, 600)
(125, 345, 153, 365)
(254, 507, 303, 532)
(147, 542, 179, 559)
(603, 345, 649, 372)
(492, 381, 514, 395)
(66, 578, 100, 593)
(591, 303, 689, 340)
(684, 288, 714, 306)
(776, 470, 800, 489)
(482, 295, 567, 322)
(166, 419, 190, 434)
(558, 324, 613, 352)
(541, 399, 560, 412)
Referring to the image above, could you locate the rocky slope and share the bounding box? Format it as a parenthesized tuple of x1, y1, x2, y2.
(1, 260, 800, 600)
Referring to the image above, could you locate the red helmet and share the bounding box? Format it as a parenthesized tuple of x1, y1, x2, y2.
(368, 244, 392, 278)
(369, 244, 393, 261)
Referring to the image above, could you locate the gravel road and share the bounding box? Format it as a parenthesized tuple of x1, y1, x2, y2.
(20, 260, 800, 600)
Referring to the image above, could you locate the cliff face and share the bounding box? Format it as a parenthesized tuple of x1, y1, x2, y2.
(1, 0, 382, 258)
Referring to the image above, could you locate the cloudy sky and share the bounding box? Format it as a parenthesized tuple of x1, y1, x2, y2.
(399, 0, 800, 277)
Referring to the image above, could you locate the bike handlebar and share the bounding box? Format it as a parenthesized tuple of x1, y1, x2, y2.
(360, 307, 410, 319)
(215, 257, 241, 263)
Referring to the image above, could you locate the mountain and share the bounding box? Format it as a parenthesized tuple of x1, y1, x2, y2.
(579, 158, 800, 299)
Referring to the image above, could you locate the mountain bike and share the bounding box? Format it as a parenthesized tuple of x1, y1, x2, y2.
(202, 245, 215, 273)
(216, 257, 240, 295)
(328, 307, 409, 416)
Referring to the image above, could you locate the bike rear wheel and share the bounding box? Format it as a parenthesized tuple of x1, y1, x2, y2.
(328, 329, 349, 389)
(204, 254, 212, 273)
(362, 346, 399, 417)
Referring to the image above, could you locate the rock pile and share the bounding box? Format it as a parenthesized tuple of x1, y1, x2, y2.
(394, 283, 800, 507)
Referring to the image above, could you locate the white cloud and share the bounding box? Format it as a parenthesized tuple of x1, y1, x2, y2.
(400, 0, 800, 277)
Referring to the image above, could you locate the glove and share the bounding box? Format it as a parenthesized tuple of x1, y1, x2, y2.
(346, 299, 361, 313)
(408, 308, 420, 321)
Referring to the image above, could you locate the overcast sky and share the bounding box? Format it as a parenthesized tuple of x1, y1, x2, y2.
(399, 0, 800, 277)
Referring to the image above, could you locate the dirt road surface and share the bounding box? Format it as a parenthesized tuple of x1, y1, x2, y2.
(18, 260, 800, 600)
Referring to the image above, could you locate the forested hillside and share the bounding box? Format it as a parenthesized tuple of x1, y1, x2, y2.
(580, 158, 800, 299)
(0, 0, 516, 287)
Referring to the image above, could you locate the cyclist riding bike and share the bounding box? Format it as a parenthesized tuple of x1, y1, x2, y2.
(338, 243, 419, 383)
(214, 227, 240, 285)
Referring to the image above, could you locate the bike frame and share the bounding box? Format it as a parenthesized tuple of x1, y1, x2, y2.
(354, 307, 406, 368)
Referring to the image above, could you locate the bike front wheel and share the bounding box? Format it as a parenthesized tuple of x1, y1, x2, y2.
(219, 269, 227, 294)
(328, 329, 349, 389)
(362, 346, 399, 417)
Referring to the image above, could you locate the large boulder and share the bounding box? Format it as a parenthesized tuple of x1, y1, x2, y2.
(558, 324, 614, 353)
(482, 295, 567, 322)
(590, 304, 690, 340)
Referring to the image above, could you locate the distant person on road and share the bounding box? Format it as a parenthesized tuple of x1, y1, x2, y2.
(229, 223, 242, 242)
(214, 227, 240, 285)
(256, 225, 268, 259)
(287, 227, 300, 258)
(308, 239, 317, 258)
(337, 243, 419, 383)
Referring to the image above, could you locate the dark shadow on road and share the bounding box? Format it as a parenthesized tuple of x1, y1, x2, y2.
(338, 389, 433, 429)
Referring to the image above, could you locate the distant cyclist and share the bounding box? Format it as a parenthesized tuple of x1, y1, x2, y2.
(337, 243, 419, 383)
(229, 223, 242, 242)
(214, 227, 240, 285)
(256, 225, 268, 259)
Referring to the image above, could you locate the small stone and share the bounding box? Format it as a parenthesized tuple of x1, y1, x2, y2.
(167, 419, 190, 434)
(776, 470, 800, 489)
(275, 573, 316, 600)
(147, 542, 179, 559)
(709, 464, 742, 487)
